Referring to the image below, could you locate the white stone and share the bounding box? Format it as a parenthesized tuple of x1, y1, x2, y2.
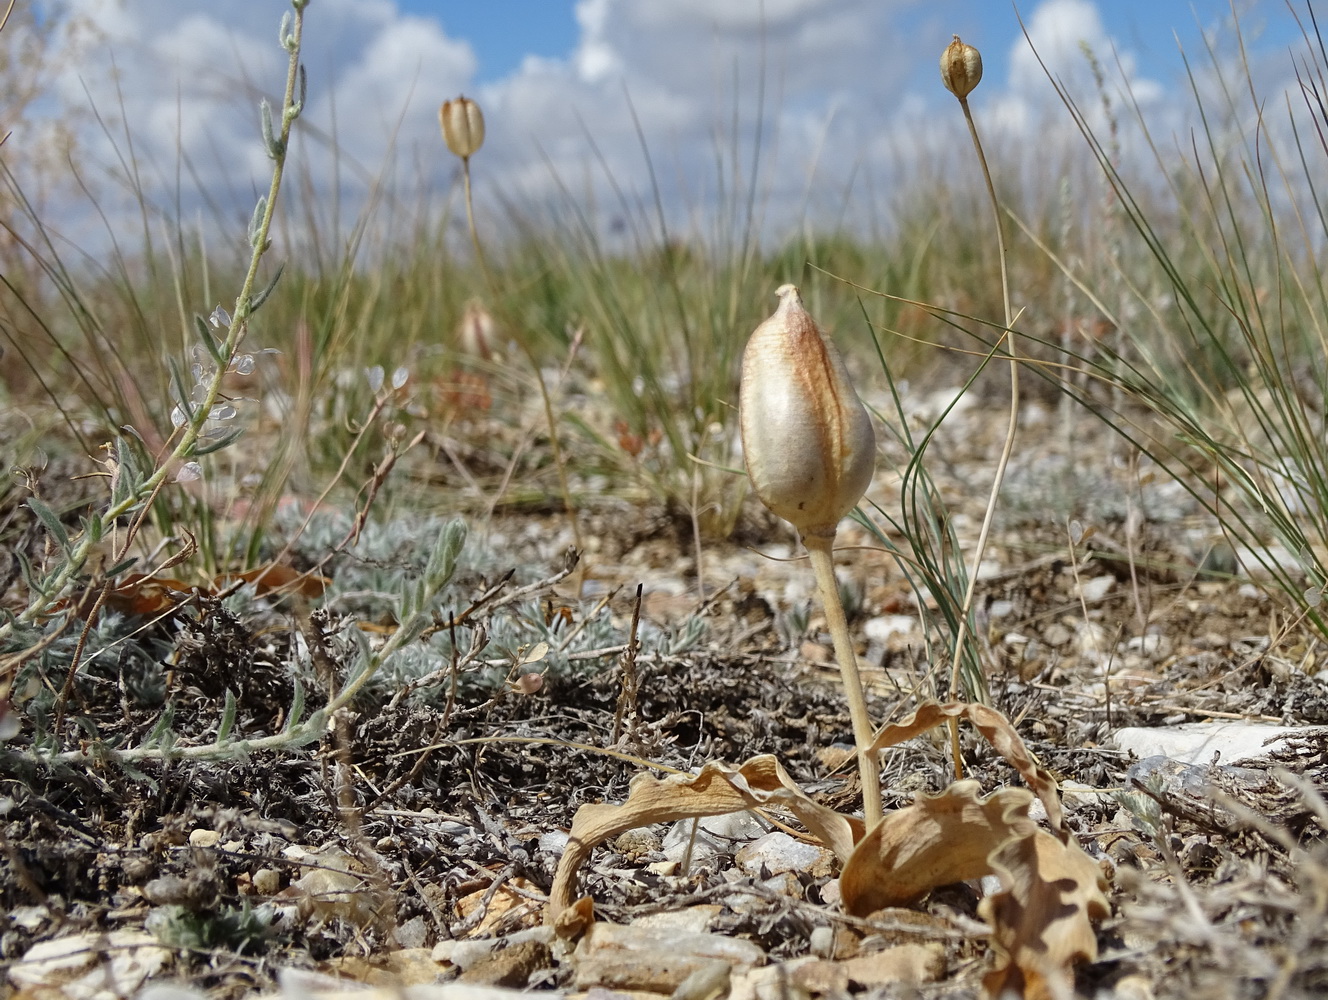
(864, 615, 918, 643)
(9, 931, 170, 999)
(538, 830, 569, 854)
(1078, 575, 1115, 603)
(393, 914, 428, 949)
(735, 832, 829, 877)
(808, 926, 834, 958)
(663, 811, 768, 866)
(1112, 722, 1318, 765)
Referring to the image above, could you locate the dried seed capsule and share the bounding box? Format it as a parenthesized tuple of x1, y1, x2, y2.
(940, 35, 983, 99)
(739, 284, 875, 540)
(440, 95, 485, 159)
(456, 298, 496, 361)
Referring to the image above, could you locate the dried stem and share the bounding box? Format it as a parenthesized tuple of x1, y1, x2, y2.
(460, 156, 585, 587)
(946, 90, 1019, 775)
(805, 533, 881, 829)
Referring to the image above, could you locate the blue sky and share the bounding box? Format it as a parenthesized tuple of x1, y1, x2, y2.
(397, 1, 1306, 87)
(397, 1, 581, 81)
(24, 0, 1321, 247)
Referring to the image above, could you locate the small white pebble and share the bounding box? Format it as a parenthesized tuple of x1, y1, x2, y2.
(809, 926, 835, 958)
(253, 869, 280, 895)
(539, 831, 569, 854)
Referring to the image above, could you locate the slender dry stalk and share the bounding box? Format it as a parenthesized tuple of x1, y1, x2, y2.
(940, 36, 1019, 774)
(806, 535, 882, 827)
(444, 97, 585, 584)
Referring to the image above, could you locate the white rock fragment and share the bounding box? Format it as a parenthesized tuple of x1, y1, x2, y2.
(1111, 722, 1319, 765)
(730, 957, 820, 1000)
(393, 914, 428, 949)
(1124, 633, 1169, 659)
(433, 926, 554, 972)
(1078, 575, 1115, 603)
(7, 905, 49, 932)
(139, 986, 207, 1000)
(864, 615, 917, 643)
(1042, 623, 1073, 647)
(538, 830, 569, 855)
(9, 931, 171, 1000)
(253, 868, 281, 895)
(809, 926, 835, 959)
(663, 811, 768, 866)
(1077, 621, 1109, 658)
(573, 921, 765, 992)
(735, 832, 833, 878)
(636, 905, 724, 935)
(1062, 779, 1116, 809)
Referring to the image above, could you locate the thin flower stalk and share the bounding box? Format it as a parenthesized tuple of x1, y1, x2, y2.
(941, 34, 1018, 773)
(440, 94, 585, 583)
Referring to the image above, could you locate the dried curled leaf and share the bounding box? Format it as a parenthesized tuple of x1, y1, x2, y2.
(866, 701, 1066, 839)
(850, 703, 1108, 995)
(839, 781, 1034, 915)
(103, 574, 194, 617)
(546, 755, 861, 924)
(545, 704, 1111, 996)
(980, 830, 1111, 1000)
(840, 779, 1107, 997)
(223, 562, 328, 598)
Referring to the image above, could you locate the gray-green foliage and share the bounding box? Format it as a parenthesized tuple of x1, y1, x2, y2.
(146, 902, 272, 954)
(289, 507, 708, 705)
(0, 3, 307, 643)
(1033, 11, 1328, 636)
(10, 612, 171, 756)
(0, 0, 310, 769)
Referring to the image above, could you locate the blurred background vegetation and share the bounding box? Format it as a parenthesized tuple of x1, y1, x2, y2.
(0, 0, 1326, 635)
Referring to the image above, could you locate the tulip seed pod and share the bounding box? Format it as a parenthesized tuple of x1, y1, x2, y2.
(456, 298, 497, 361)
(440, 95, 485, 159)
(940, 35, 983, 99)
(739, 284, 875, 540)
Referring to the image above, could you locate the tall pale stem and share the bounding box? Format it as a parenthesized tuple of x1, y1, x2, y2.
(461, 157, 584, 586)
(944, 93, 1019, 777)
(805, 533, 882, 829)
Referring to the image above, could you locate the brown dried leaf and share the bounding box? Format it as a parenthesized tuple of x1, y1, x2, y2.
(103, 573, 193, 616)
(546, 755, 861, 924)
(866, 701, 1065, 839)
(979, 830, 1111, 1000)
(456, 877, 544, 937)
(224, 562, 328, 598)
(553, 895, 595, 940)
(841, 777, 1107, 997)
(839, 781, 1034, 915)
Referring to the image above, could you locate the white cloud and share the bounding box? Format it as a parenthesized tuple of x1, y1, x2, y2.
(1011, 0, 1111, 93)
(25, 0, 477, 246)
(476, 0, 945, 242)
(11, 0, 1301, 257)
